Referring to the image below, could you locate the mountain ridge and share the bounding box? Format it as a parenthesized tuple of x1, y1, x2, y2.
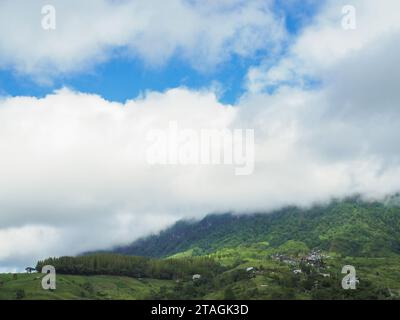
(111, 197, 400, 258)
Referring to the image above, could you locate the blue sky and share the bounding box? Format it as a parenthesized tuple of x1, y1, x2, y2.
(0, 0, 322, 105)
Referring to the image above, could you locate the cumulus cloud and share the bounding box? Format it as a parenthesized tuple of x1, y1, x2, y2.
(1, 87, 400, 269)
(0, 0, 285, 80)
(245, 0, 400, 169)
(247, 0, 400, 91)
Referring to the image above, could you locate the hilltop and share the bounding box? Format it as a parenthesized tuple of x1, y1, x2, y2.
(113, 197, 400, 258)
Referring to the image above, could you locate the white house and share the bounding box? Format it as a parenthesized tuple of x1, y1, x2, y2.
(319, 273, 330, 278)
(192, 274, 201, 281)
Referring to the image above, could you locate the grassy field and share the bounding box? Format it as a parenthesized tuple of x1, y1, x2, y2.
(2, 240, 400, 300)
(176, 241, 400, 300)
(0, 273, 174, 300)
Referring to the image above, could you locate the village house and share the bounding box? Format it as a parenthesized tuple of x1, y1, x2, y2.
(271, 254, 297, 266)
(192, 274, 201, 281)
(319, 273, 330, 278)
(300, 249, 325, 268)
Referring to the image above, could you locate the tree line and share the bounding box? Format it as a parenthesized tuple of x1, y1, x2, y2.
(36, 254, 224, 280)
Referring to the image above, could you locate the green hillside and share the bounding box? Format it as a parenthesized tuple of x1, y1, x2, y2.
(0, 273, 173, 300)
(2, 197, 400, 300)
(113, 197, 400, 258)
(2, 246, 400, 300)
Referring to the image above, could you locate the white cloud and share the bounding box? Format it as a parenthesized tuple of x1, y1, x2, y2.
(0, 225, 61, 270)
(1, 84, 400, 269)
(247, 0, 400, 91)
(0, 0, 285, 81)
